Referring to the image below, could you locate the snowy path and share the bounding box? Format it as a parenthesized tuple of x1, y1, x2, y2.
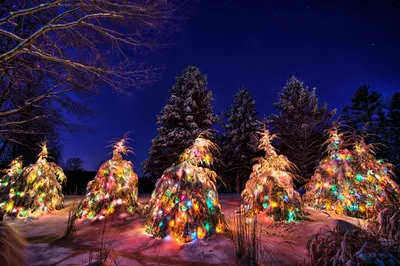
(5, 194, 364, 266)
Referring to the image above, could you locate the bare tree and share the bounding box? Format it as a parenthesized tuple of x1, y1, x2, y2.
(64, 157, 84, 171)
(0, 0, 190, 147)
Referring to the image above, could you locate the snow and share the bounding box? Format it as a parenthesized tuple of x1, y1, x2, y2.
(4, 194, 368, 265)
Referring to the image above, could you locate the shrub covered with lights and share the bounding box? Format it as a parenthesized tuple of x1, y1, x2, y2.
(145, 135, 227, 243)
(350, 137, 400, 217)
(241, 130, 304, 222)
(76, 137, 139, 220)
(0, 143, 66, 217)
(305, 127, 400, 218)
(0, 156, 23, 203)
(304, 127, 354, 215)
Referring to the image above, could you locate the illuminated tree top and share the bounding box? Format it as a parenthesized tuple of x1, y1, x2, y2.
(325, 124, 347, 153)
(178, 134, 218, 167)
(108, 135, 133, 161)
(255, 130, 296, 174)
(37, 142, 49, 161)
(257, 130, 278, 156)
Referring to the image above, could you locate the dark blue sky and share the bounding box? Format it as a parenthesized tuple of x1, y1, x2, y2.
(61, 0, 400, 172)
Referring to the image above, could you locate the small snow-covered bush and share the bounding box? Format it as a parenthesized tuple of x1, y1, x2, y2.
(304, 221, 400, 265)
(377, 207, 400, 241)
(0, 222, 25, 266)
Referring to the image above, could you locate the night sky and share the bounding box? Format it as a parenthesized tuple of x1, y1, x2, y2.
(61, 0, 400, 172)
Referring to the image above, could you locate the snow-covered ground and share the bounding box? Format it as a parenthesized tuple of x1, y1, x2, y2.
(5, 195, 366, 266)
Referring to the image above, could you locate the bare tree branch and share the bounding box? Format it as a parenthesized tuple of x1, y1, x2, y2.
(0, 0, 191, 153)
(0, 0, 63, 26)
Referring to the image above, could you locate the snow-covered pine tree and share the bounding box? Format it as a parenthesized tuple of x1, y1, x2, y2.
(304, 125, 355, 214)
(142, 66, 217, 181)
(305, 125, 400, 219)
(76, 136, 139, 220)
(220, 88, 263, 192)
(0, 156, 23, 204)
(350, 137, 400, 218)
(145, 134, 226, 243)
(268, 76, 335, 181)
(1, 142, 66, 217)
(241, 129, 304, 222)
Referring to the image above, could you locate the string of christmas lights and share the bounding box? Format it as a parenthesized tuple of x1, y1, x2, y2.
(76, 136, 139, 220)
(0, 143, 66, 217)
(145, 135, 227, 243)
(304, 127, 400, 218)
(241, 130, 304, 222)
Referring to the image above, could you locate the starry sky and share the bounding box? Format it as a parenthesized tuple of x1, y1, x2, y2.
(61, 0, 400, 172)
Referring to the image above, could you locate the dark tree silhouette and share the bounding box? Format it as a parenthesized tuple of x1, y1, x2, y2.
(64, 157, 84, 171)
(268, 76, 335, 181)
(220, 88, 263, 192)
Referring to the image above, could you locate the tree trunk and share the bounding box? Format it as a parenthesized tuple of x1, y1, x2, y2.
(236, 176, 240, 194)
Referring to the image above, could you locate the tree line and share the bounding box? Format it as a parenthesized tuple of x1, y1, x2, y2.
(143, 66, 400, 191)
(0, 2, 398, 188)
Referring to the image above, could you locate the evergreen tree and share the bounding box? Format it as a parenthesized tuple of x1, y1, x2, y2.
(305, 126, 400, 219)
(241, 130, 304, 222)
(220, 88, 263, 192)
(142, 66, 217, 181)
(268, 76, 335, 181)
(76, 137, 139, 220)
(1, 142, 66, 217)
(0, 156, 23, 204)
(386, 93, 400, 166)
(145, 136, 226, 243)
(342, 85, 384, 136)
